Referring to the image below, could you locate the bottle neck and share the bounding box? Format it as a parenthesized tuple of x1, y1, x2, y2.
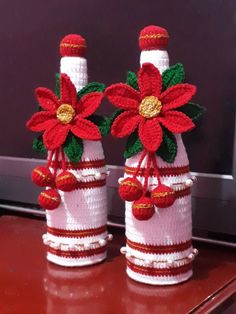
(60, 56, 88, 92)
(140, 49, 169, 74)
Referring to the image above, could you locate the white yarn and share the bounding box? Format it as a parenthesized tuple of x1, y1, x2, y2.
(140, 50, 169, 74)
(60, 56, 88, 92)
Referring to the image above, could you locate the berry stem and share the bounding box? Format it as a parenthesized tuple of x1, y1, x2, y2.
(142, 152, 152, 196)
(47, 150, 55, 168)
(53, 149, 60, 177)
(133, 150, 147, 179)
(60, 148, 67, 172)
(151, 153, 161, 185)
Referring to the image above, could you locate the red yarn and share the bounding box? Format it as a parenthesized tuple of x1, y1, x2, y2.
(60, 34, 87, 57)
(38, 189, 61, 210)
(106, 63, 196, 153)
(151, 184, 175, 208)
(139, 25, 169, 51)
(55, 171, 77, 192)
(132, 196, 155, 220)
(119, 177, 143, 201)
(31, 166, 54, 187)
(26, 74, 102, 150)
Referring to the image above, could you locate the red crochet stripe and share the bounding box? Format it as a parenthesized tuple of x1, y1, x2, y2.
(51, 159, 106, 170)
(75, 179, 106, 189)
(47, 225, 107, 238)
(48, 245, 107, 258)
(127, 260, 192, 277)
(127, 239, 192, 254)
(125, 165, 190, 177)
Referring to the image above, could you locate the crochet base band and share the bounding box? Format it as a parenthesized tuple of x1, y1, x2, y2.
(126, 264, 192, 285)
(47, 245, 107, 267)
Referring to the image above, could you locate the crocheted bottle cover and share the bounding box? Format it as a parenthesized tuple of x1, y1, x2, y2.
(118, 26, 198, 285)
(41, 35, 111, 267)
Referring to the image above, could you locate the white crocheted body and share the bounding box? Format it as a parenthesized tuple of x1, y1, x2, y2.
(60, 56, 88, 91)
(42, 55, 108, 267)
(124, 135, 194, 285)
(140, 50, 169, 74)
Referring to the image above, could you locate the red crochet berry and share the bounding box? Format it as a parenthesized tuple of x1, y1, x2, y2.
(55, 171, 77, 192)
(151, 184, 175, 208)
(31, 166, 54, 187)
(60, 34, 87, 57)
(119, 177, 143, 201)
(38, 189, 61, 210)
(139, 25, 169, 51)
(132, 196, 155, 221)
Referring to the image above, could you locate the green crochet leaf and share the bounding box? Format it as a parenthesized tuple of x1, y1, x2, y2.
(156, 128, 177, 163)
(124, 129, 143, 159)
(77, 82, 105, 99)
(162, 63, 185, 90)
(33, 135, 46, 153)
(87, 114, 110, 137)
(126, 71, 139, 90)
(176, 102, 206, 121)
(63, 133, 83, 163)
(55, 73, 60, 98)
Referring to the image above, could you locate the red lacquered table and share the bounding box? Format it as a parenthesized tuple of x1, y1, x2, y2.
(0, 214, 235, 314)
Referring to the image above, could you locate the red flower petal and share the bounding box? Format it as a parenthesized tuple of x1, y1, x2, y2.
(158, 110, 195, 133)
(138, 63, 162, 99)
(77, 92, 103, 118)
(60, 74, 77, 108)
(160, 84, 196, 112)
(35, 87, 59, 111)
(138, 118, 163, 152)
(105, 84, 140, 110)
(111, 111, 142, 138)
(71, 118, 101, 140)
(43, 122, 70, 150)
(26, 111, 56, 132)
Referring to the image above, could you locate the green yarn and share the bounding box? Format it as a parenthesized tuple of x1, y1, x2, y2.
(55, 73, 60, 98)
(124, 129, 143, 159)
(77, 82, 105, 99)
(156, 128, 177, 163)
(177, 102, 206, 122)
(63, 132, 83, 162)
(87, 114, 110, 137)
(126, 71, 139, 90)
(33, 135, 46, 153)
(162, 63, 185, 90)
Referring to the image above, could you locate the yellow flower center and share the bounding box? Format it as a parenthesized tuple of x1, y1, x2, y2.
(139, 96, 162, 119)
(56, 104, 75, 124)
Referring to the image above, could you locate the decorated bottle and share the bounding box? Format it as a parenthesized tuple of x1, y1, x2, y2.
(27, 34, 112, 267)
(106, 26, 205, 285)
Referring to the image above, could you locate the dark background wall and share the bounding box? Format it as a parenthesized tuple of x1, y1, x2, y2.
(0, 0, 235, 174)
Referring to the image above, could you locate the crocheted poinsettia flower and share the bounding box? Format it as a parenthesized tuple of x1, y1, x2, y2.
(27, 74, 102, 150)
(105, 63, 196, 152)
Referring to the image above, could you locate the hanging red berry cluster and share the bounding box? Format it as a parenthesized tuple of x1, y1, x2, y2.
(32, 149, 77, 210)
(119, 150, 175, 220)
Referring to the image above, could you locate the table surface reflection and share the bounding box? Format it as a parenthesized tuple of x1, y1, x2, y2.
(0, 214, 235, 314)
